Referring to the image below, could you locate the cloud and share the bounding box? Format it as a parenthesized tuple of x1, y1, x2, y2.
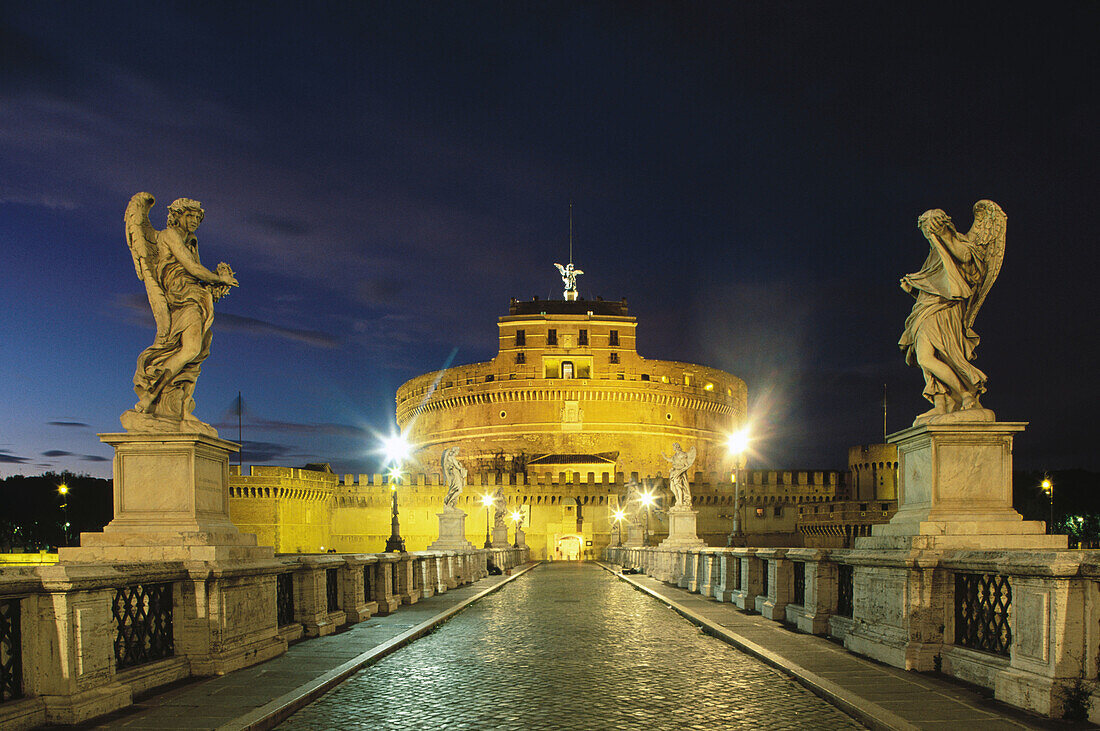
(237, 440, 318, 464)
(47, 421, 90, 427)
(80, 455, 109, 462)
(213, 416, 368, 438)
(113, 294, 339, 349)
(41, 449, 73, 457)
(0, 450, 31, 464)
(217, 313, 340, 349)
(0, 192, 78, 210)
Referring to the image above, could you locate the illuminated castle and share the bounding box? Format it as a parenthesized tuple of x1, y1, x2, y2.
(396, 294, 746, 478)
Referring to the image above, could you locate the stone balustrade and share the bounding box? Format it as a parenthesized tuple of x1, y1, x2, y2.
(0, 546, 528, 730)
(604, 544, 1100, 721)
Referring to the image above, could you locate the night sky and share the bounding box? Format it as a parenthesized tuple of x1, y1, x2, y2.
(2, 2, 1097, 478)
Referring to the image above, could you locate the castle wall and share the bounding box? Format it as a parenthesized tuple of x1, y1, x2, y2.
(229, 466, 840, 559)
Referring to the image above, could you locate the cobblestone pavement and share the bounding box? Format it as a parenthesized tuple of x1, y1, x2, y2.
(279, 563, 863, 730)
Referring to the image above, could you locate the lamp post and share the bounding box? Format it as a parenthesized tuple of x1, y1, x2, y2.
(481, 494, 494, 549)
(1041, 477, 1054, 534)
(612, 509, 626, 546)
(58, 483, 69, 546)
(640, 491, 656, 546)
(726, 429, 750, 546)
(510, 510, 523, 548)
(381, 433, 411, 553)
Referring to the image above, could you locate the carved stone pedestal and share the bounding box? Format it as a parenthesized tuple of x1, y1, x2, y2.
(491, 525, 510, 548)
(58, 431, 285, 689)
(623, 524, 645, 547)
(869, 422, 1064, 551)
(61, 432, 273, 563)
(428, 509, 474, 551)
(515, 527, 527, 548)
(845, 421, 1067, 673)
(659, 507, 705, 548)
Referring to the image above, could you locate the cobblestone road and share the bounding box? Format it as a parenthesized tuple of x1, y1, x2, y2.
(279, 563, 864, 730)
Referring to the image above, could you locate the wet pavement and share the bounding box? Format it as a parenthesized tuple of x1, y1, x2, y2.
(278, 562, 863, 730)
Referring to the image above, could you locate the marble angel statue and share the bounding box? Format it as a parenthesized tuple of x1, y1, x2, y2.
(123, 193, 237, 433)
(662, 443, 697, 508)
(899, 200, 1006, 425)
(442, 447, 468, 510)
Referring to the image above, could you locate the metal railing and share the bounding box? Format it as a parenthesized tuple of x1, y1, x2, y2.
(955, 572, 1011, 656)
(837, 564, 853, 618)
(325, 569, 339, 613)
(792, 561, 806, 607)
(761, 559, 769, 597)
(276, 573, 295, 627)
(0, 597, 22, 703)
(113, 583, 174, 670)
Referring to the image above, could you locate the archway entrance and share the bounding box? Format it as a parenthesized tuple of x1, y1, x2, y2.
(555, 534, 583, 561)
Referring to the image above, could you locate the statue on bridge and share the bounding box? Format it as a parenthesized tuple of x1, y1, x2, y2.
(122, 192, 237, 435)
(442, 447, 467, 510)
(662, 443, 697, 509)
(493, 484, 507, 529)
(899, 200, 1005, 426)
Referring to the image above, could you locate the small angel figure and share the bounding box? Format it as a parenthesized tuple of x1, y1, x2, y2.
(124, 193, 238, 429)
(898, 200, 1006, 425)
(662, 443, 697, 509)
(554, 262, 583, 299)
(441, 447, 467, 510)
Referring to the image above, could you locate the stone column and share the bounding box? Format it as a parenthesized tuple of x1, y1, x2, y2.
(755, 548, 791, 620)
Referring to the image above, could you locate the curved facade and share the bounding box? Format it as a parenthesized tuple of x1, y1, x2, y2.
(396, 297, 747, 477)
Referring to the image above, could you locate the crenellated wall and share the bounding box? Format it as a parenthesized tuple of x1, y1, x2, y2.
(229, 465, 841, 558)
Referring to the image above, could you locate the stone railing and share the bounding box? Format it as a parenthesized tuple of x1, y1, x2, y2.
(0, 546, 528, 730)
(605, 544, 1100, 721)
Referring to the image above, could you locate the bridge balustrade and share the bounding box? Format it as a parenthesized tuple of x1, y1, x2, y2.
(602, 543, 1100, 720)
(0, 545, 528, 731)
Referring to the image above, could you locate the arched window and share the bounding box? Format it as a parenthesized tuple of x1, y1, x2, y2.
(562, 361, 574, 379)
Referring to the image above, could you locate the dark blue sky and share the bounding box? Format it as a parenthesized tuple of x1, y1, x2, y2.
(2, 2, 1097, 477)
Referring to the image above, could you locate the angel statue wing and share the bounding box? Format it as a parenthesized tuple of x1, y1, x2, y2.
(124, 192, 170, 342)
(963, 199, 1007, 328)
(554, 262, 567, 277)
(686, 445, 697, 467)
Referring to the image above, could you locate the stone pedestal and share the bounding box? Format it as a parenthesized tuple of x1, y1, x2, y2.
(515, 527, 527, 548)
(491, 525, 510, 548)
(847, 421, 1067, 672)
(866, 422, 1065, 551)
(659, 507, 705, 548)
(623, 523, 644, 547)
(428, 508, 474, 551)
(60, 432, 273, 563)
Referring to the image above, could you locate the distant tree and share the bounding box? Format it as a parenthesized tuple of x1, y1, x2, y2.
(0, 471, 112, 551)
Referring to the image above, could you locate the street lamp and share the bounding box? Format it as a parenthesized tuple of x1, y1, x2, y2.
(611, 508, 626, 546)
(639, 491, 656, 546)
(58, 483, 70, 546)
(481, 494, 495, 548)
(1041, 476, 1054, 534)
(510, 510, 523, 548)
(726, 428, 750, 546)
(381, 433, 411, 553)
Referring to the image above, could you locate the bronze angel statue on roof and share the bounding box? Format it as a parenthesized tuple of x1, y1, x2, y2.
(899, 200, 1006, 425)
(122, 193, 237, 433)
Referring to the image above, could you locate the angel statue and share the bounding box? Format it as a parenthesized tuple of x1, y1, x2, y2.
(662, 443, 697, 509)
(622, 476, 646, 526)
(441, 447, 468, 510)
(493, 484, 507, 529)
(122, 193, 238, 434)
(553, 262, 583, 300)
(899, 200, 1006, 425)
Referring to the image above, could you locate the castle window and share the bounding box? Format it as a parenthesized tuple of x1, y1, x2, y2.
(485, 374, 494, 382)
(516, 352, 526, 364)
(755, 508, 765, 518)
(562, 361, 574, 379)
(547, 329, 558, 346)
(579, 329, 588, 346)
(640, 374, 650, 381)
(609, 330, 619, 346)
(773, 506, 783, 517)
(515, 329, 526, 346)
(609, 352, 619, 364)
(616, 373, 624, 380)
